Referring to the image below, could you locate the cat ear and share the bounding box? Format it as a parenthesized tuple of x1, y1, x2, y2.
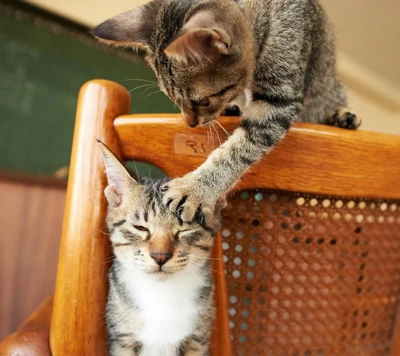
(164, 11, 230, 65)
(98, 141, 139, 207)
(92, 0, 163, 52)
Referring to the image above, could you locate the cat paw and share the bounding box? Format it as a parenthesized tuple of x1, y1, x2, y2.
(162, 177, 216, 225)
(326, 108, 361, 130)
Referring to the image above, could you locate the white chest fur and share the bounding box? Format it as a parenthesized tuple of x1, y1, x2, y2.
(122, 267, 204, 355)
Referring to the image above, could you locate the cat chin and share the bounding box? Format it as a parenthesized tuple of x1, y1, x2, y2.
(139, 266, 185, 280)
(151, 272, 174, 281)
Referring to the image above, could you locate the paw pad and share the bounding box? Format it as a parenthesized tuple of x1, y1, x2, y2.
(328, 109, 361, 130)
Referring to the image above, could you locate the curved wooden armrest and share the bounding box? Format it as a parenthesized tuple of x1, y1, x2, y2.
(0, 297, 53, 356)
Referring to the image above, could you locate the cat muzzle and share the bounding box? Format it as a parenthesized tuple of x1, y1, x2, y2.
(150, 251, 173, 267)
(183, 113, 199, 128)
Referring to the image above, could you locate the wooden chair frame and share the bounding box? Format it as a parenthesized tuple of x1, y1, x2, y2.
(1, 79, 400, 356)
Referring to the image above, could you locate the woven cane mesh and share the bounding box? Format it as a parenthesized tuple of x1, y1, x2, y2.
(221, 189, 400, 356)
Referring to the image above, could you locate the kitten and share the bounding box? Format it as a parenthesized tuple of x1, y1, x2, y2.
(99, 142, 224, 356)
(94, 0, 360, 225)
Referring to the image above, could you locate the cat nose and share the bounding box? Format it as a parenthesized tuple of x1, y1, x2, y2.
(150, 251, 173, 267)
(182, 113, 198, 127)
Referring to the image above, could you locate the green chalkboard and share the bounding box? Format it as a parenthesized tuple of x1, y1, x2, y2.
(0, 2, 177, 177)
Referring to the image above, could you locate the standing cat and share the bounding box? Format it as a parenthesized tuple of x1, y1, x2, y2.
(99, 142, 224, 356)
(94, 0, 359, 224)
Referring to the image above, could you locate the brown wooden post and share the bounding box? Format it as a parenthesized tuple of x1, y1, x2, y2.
(211, 232, 233, 356)
(390, 305, 400, 356)
(50, 80, 130, 355)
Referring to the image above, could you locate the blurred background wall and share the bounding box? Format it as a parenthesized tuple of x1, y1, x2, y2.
(0, 0, 399, 339)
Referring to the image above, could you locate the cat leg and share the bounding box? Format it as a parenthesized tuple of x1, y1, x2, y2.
(109, 342, 137, 356)
(108, 332, 141, 356)
(181, 307, 213, 356)
(182, 339, 210, 356)
(326, 107, 361, 130)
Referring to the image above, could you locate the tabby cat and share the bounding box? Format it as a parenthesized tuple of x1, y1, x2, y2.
(94, 0, 359, 225)
(99, 142, 224, 356)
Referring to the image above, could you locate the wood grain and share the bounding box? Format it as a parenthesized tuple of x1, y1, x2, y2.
(0, 297, 53, 356)
(115, 114, 400, 200)
(391, 306, 400, 356)
(0, 179, 64, 340)
(50, 80, 130, 356)
(210, 232, 233, 356)
(20, 297, 53, 331)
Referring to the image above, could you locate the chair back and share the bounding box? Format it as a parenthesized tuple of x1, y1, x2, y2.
(51, 80, 400, 356)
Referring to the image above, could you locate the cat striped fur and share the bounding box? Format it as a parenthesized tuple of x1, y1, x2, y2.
(99, 142, 224, 356)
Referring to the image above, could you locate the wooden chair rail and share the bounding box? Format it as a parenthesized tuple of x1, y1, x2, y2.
(115, 114, 400, 200)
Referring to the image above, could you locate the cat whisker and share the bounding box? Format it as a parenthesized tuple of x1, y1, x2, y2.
(178, 98, 184, 112)
(210, 126, 215, 148)
(187, 264, 206, 286)
(128, 84, 157, 94)
(104, 261, 116, 282)
(103, 256, 116, 265)
(147, 168, 154, 183)
(211, 123, 222, 146)
(187, 254, 218, 261)
(130, 159, 141, 184)
(118, 78, 156, 84)
(179, 114, 186, 126)
(93, 227, 111, 236)
(177, 100, 190, 132)
(215, 121, 231, 138)
(145, 90, 162, 99)
(187, 254, 222, 261)
(189, 260, 225, 276)
(140, 85, 159, 97)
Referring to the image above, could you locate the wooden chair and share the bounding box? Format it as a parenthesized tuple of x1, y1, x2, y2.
(1, 79, 400, 356)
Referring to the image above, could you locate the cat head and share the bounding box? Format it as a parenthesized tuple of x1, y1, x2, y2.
(93, 0, 255, 127)
(99, 142, 225, 280)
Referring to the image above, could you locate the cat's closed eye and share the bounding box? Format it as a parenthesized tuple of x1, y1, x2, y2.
(133, 225, 149, 232)
(192, 98, 210, 107)
(174, 229, 199, 240)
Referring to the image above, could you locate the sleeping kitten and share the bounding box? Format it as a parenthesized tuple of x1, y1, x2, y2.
(99, 142, 224, 356)
(94, 0, 359, 225)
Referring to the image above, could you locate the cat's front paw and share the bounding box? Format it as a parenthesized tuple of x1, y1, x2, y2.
(162, 177, 216, 225)
(327, 107, 361, 130)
